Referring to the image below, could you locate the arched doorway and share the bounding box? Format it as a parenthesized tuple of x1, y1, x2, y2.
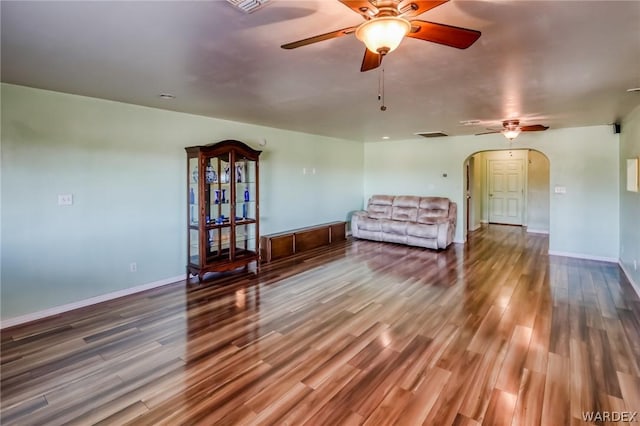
(463, 149, 550, 239)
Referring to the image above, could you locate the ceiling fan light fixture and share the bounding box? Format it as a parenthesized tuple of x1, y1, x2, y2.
(503, 128, 521, 141)
(355, 17, 411, 54)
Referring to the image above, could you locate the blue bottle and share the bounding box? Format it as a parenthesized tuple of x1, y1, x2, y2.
(242, 203, 247, 219)
(244, 188, 250, 202)
(189, 188, 195, 204)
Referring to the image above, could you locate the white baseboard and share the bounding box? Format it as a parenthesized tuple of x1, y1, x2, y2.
(527, 229, 549, 234)
(453, 238, 466, 244)
(480, 220, 488, 224)
(548, 250, 618, 263)
(619, 260, 640, 298)
(1, 275, 184, 330)
(470, 223, 481, 231)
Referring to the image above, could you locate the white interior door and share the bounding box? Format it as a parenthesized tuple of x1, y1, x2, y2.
(488, 159, 524, 225)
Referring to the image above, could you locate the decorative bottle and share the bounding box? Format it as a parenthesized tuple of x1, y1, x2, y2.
(192, 166, 198, 183)
(205, 165, 214, 184)
(214, 190, 220, 204)
(189, 188, 195, 224)
(244, 188, 250, 202)
(222, 189, 227, 203)
(236, 164, 243, 183)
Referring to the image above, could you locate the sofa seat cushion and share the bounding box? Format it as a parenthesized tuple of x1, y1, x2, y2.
(407, 235, 438, 250)
(358, 217, 383, 232)
(407, 222, 438, 239)
(380, 219, 408, 235)
(383, 233, 407, 244)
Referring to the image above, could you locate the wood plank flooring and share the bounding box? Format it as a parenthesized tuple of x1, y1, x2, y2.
(2, 225, 639, 425)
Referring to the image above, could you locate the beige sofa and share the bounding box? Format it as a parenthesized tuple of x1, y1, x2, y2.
(351, 195, 457, 250)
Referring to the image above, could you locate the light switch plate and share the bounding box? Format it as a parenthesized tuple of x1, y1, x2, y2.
(554, 186, 566, 194)
(58, 194, 73, 206)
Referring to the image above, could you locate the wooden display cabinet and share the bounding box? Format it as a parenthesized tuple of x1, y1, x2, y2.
(185, 140, 261, 281)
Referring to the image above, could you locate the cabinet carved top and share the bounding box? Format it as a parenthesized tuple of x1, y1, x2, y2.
(185, 140, 262, 159)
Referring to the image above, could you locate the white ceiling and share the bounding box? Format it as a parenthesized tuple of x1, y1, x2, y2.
(2, 0, 639, 142)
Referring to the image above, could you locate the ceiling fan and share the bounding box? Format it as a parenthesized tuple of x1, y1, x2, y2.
(281, 0, 481, 72)
(475, 120, 549, 141)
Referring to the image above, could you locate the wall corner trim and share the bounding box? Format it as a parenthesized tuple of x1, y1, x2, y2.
(619, 260, 640, 298)
(1, 275, 184, 330)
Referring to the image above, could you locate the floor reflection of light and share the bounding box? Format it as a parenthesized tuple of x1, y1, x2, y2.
(380, 330, 392, 347)
(235, 289, 246, 309)
(503, 390, 518, 408)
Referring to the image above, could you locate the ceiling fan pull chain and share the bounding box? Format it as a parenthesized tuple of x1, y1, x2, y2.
(380, 67, 387, 111)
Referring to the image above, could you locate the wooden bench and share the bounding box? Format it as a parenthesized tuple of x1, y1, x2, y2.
(260, 221, 346, 262)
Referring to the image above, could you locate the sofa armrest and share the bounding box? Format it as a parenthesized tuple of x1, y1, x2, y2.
(444, 202, 457, 247)
(448, 202, 457, 226)
(351, 211, 368, 237)
(430, 202, 457, 249)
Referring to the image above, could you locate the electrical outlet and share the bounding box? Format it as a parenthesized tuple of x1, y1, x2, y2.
(129, 262, 137, 272)
(58, 194, 73, 206)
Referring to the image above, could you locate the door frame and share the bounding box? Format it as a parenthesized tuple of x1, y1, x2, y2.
(463, 149, 550, 242)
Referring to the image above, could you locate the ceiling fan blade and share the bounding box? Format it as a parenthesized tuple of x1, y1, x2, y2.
(407, 20, 481, 49)
(520, 125, 549, 132)
(338, 0, 378, 19)
(475, 130, 500, 136)
(398, 0, 449, 18)
(361, 48, 382, 72)
(281, 27, 357, 49)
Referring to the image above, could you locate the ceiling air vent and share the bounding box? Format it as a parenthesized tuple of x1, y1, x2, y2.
(226, 0, 270, 13)
(415, 132, 448, 138)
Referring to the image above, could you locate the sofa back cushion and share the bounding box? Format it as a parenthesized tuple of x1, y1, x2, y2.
(367, 195, 394, 219)
(391, 196, 419, 222)
(417, 197, 450, 223)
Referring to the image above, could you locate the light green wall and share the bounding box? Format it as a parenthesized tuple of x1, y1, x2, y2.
(620, 104, 640, 290)
(527, 150, 550, 232)
(1, 81, 630, 321)
(363, 125, 620, 258)
(1, 83, 364, 319)
(470, 155, 482, 230)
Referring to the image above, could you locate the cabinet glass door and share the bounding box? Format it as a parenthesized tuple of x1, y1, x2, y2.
(204, 154, 232, 264)
(188, 156, 200, 266)
(234, 156, 257, 258)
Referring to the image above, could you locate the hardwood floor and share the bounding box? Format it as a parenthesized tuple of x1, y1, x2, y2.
(2, 225, 639, 425)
